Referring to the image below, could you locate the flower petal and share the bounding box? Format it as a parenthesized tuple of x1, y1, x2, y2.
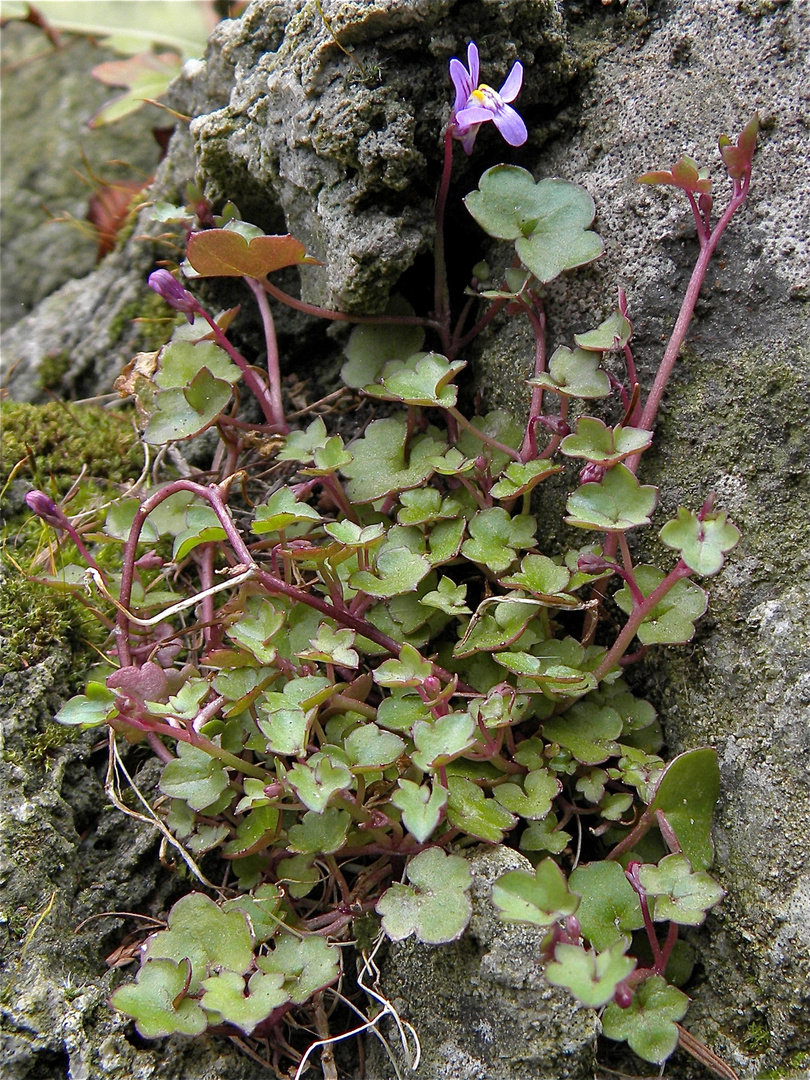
(455, 104, 494, 129)
(449, 58, 473, 114)
(498, 61, 523, 104)
(466, 41, 479, 87)
(492, 104, 528, 147)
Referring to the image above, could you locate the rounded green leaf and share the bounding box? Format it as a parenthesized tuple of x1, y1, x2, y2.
(286, 754, 353, 813)
(364, 352, 465, 408)
(142, 893, 254, 991)
(341, 298, 424, 388)
(542, 701, 623, 765)
(257, 933, 340, 1003)
(638, 854, 725, 926)
(492, 857, 580, 927)
(647, 749, 720, 871)
(601, 975, 689, 1064)
(569, 861, 644, 951)
(159, 742, 230, 811)
(412, 712, 477, 772)
(199, 968, 288, 1034)
(340, 416, 444, 503)
(391, 779, 448, 843)
(659, 507, 740, 576)
(546, 941, 636, 1008)
(446, 776, 517, 843)
(377, 847, 472, 944)
(155, 339, 242, 388)
(144, 368, 232, 444)
(111, 958, 208, 1039)
(574, 310, 633, 352)
(560, 417, 653, 466)
(528, 346, 611, 400)
(493, 769, 561, 820)
(565, 464, 658, 532)
(464, 167, 604, 283)
(287, 807, 351, 854)
(614, 566, 709, 645)
(55, 683, 117, 728)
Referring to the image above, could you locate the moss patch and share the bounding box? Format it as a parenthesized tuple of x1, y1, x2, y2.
(1, 400, 143, 494)
(0, 571, 99, 679)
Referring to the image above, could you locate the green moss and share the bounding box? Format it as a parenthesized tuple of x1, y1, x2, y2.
(0, 570, 100, 678)
(744, 1020, 771, 1053)
(0, 400, 143, 494)
(107, 287, 177, 352)
(37, 351, 72, 392)
(760, 1051, 810, 1079)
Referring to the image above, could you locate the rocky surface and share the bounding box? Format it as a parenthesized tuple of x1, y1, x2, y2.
(0, 23, 166, 332)
(1, 0, 809, 1077)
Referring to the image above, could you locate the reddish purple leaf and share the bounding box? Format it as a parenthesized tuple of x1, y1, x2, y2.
(186, 230, 321, 279)
(107, 662, 169, 704)
(636, 155, 711, 195)
(719, 114, 759, 180)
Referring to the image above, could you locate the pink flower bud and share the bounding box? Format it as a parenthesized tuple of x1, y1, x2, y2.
(25, 490, 66, 528)
(537, 415, 571, 437)
(148, 270, 200, 322)
(579, 462, 607, 486)
(613, 983, 634, 1009)
(562, 915, 582, 943)
(577, 553, 611, 575)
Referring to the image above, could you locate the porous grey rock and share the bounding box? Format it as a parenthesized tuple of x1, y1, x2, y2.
(0, 23, 165, 330)
(365, 847, 598, 1080)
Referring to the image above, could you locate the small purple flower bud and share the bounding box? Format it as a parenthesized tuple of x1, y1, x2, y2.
(577, 553, 612, 575)
(536, 414, 571, 437)
(134, 552, 164, 570)
(625, 860, 644, 892)
(579, 462, 607, 486)
(699, 191, 714, 217)
(25, 489, 67, 528)
(423, 676, 442, 699)
(613, 982, 634, 1009)
(562, 915, 582, 943)
(148, 269, 200, 323)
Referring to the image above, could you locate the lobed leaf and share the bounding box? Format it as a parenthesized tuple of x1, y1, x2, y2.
(659, 507, 740, 576)
(186, 226, 318, 278)
(110, 958, 207, 1039)
(391, 779, 448, 843)
(614, 566, 708, 645)
(601, 975, 689, 1064)
(546, 941, 636, 1008)
(638, 854, 725, 926)
(565, 464, 658, 532)
(493, 857, 579, 927)
(465, 167, 604, 283)
(569, 861, 644, 951)
(377, 847, 472, 944)
(528, 346, 611, 400)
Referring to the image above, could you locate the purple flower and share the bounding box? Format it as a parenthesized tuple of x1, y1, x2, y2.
(148, 269, 200, 323)
(449, 42, 527, 155)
